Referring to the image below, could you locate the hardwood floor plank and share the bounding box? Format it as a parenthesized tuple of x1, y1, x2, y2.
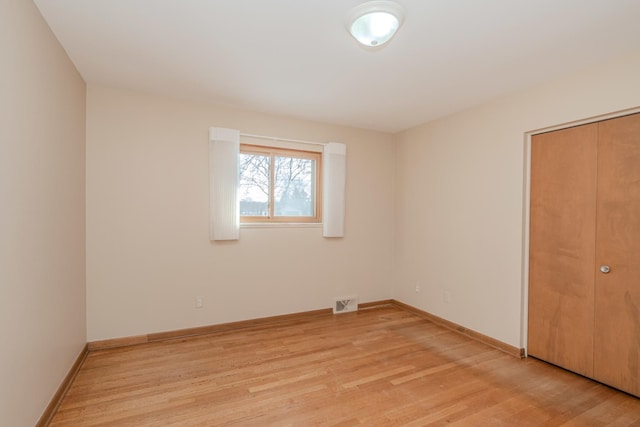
(248, 370, 328, 393)
(50, 306, 640, 426)
(341, 366, 416, 389)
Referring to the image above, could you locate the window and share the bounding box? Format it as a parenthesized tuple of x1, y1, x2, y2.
(239, 144, 322, 223)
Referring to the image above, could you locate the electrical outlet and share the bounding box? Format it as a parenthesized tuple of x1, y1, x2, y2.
(415, 284, 421, 293)
(195, 296, 203, 308)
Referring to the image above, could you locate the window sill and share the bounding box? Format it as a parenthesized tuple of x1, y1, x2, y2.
(241, 222, 322, 229)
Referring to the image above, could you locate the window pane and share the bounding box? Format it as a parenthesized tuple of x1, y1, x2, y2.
(239, 153, 270, 216)
(274, 156, 315, 217)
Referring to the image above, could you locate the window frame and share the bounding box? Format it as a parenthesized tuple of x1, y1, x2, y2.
(239, 144, 322, 224)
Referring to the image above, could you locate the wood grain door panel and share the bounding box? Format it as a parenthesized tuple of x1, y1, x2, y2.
(594, 113, 640, 396)
(528, 123, 598, 378)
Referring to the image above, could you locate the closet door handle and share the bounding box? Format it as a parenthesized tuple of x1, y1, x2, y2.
(600, 265, 611, 274)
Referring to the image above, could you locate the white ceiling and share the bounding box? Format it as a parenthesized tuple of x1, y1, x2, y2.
(34, 0, 640, 133)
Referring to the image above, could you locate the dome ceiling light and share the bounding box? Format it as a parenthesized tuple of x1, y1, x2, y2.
(347, 1, 405, 48)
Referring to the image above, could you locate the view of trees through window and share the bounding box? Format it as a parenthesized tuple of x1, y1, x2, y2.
(239, 145, 319, 221)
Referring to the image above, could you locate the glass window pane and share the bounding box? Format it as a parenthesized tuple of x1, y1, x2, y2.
(239, 153, 270, 216)
(274, 156, 315, 217)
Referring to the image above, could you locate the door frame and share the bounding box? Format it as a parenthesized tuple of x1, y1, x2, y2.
(521, 106, 640, 356)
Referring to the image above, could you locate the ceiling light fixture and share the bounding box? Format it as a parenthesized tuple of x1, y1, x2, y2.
(347, 1, 405, 48)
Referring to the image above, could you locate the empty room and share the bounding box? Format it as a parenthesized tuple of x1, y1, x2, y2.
(3, 0, 640, 425)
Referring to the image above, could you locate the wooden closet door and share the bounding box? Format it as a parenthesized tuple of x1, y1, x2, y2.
(528, 123, 598, 378)
(594, 113, 640, 396)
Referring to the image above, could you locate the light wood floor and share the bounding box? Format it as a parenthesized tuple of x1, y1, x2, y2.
(50, 306, 640, 426)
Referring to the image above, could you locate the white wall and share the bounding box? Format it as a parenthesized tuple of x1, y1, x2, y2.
(0, 1, 86, 425)
(86, 85, 395, 341)
(394, 51, 640, 348)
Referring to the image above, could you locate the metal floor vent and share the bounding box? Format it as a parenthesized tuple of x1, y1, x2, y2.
(333, 296, 358, 314)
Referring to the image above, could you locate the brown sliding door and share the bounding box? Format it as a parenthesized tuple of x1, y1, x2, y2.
(528, 123, 598, 379)
(528, 112, 640, 397)
(593, 113, 640, 396)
